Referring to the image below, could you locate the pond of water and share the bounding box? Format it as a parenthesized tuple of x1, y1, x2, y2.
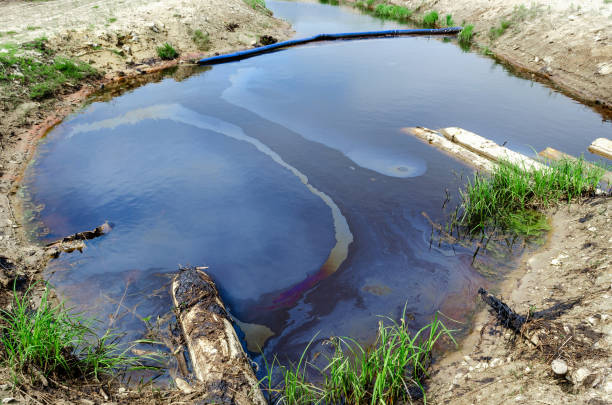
(23, 0, 611, 371)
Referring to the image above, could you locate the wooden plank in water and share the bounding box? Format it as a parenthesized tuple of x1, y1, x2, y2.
(439, 127, 546, 171)
(402, 127, 494, 172)
(588, 138, 612, 161)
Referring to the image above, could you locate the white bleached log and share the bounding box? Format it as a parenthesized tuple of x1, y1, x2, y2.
(588, 138, 612, 161)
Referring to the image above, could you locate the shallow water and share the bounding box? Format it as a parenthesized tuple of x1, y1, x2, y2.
(23, 0, 610, 369)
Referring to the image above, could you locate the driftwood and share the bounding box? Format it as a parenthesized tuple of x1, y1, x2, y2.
(439, 127, 546, 171)
(478, 287, 527, 332)
(172, 266, 266, 405)
(45, 222, 112, 257)
(588, 137, 612, 160)
(402, 127, 495, 172)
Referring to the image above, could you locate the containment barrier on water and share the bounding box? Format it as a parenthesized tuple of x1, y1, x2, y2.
(197, 27, 463, 66)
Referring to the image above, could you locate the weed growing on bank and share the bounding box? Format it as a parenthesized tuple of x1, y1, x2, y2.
(458, 158, 605, 236)
(0, 284, 161, 384)
(244, 0, 272, 15)
(192, 29, 211, 51)
(458, 24, 475, 48)
(261, 312, 455, 404)
(156, 43, 179, 60)
(422, 11, 439, 28)
(374, 4, 413, 21)
(0, 38, 97, 101)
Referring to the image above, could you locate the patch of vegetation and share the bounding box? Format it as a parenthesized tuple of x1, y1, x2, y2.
(319, 0, 340, 5)
(192, 29, 210, 51)
(458, 24, 475, 49)
(374, 4, 413, 21)
(445, 14, 455, 26)
(1, 38, 97, 101)
(261, 312, 455, 404)
(480, 45, 494, 56)
(422, 11, 439, 28)
(244, 0, 272, 15)
(108, 17, 117, 23)
(26, 26, 41, 31)
(0, 284, 160, 383)
(156, 43, 179, 60)
(489, 19, 512, 40)
(458, 158, 605, 236)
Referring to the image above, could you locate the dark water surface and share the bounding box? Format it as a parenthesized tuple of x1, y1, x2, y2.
(23, 0, 610, 369)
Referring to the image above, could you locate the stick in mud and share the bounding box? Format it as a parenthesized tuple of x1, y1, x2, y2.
(171, 266, 266, 405)
(478, 287, 527, 332)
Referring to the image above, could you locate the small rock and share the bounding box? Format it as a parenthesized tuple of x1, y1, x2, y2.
(571, 367, 595, 387)
(524, 366, 531, 373)
(551, 359, 568, 375)
(2, 399, 15, 404)
(0, 385, 8, 390)
(148, 23, 160, 33)
(551, 259, 561, 266)
(586, 316, 597, 326)
(174, 377, 193, 394)
(587, 226, 597, 232)
(79, 400, 95, 405)
(117, 387, 126, 393)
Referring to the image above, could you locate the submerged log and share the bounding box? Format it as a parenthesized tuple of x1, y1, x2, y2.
(588, 138, 612, 161)
(172, 266, 266, 405)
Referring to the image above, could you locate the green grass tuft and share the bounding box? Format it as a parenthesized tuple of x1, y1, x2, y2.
(422, 11, 439, 28)
(261, 310, 455, 404)
(244, 0, 271, 14)
(0, 284, 161, 383)
(192, 29, 211, 51)
(458, 24, 475, 49)
(374, 4, 413, 20)
(489, 20, 512, 40)
(458, 158, 605, 236)
(1, 39, 97, 100)
(445, 14, 454, 26)
(156, 43, 179, 60)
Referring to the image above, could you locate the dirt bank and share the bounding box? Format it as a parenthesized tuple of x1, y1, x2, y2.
(429, 196, 612, 404)
(350, 0, 612, 114)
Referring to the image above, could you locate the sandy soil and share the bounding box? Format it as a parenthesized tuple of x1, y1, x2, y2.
(358, 0, 612, 112)
(429, 196, 612, 404)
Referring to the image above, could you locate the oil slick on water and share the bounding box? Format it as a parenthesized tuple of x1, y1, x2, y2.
(23, 0, 611, 373)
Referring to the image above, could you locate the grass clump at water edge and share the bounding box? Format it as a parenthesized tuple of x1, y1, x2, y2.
(156, 42, 179, 60)
(0, 283, 161, 384)
(261, 311, 455, 404)
(458, 24, 475, 49)
(457, 158, 605, 236)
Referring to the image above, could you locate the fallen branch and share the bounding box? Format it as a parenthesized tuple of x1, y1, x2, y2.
(45, 222, 112, 257)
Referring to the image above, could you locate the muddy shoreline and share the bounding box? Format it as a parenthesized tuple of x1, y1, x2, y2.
(0, 0, 611, 403)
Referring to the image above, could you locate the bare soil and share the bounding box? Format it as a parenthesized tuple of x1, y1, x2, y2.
(428, 197, 612, 404)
